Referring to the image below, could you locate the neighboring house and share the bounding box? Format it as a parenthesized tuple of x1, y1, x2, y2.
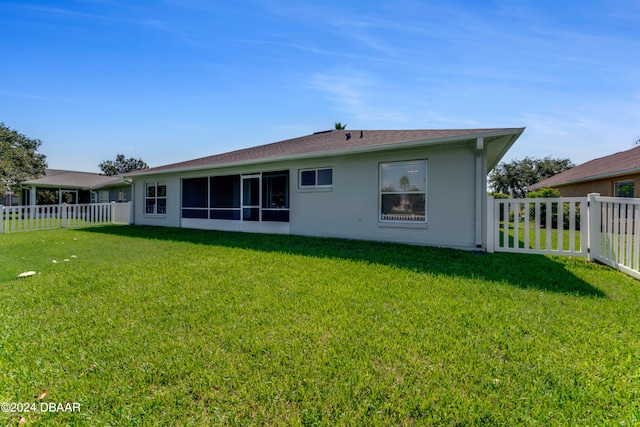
(124, 128, 524, 250)
(19, 169, 132, 205)
(3, 184, 19, 206)
(529, 145, 640, 197)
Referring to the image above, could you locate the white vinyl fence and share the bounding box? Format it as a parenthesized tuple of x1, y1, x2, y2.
(488, 193, 640, 280)
(589, 195, 640, 280)
(0, 202, 131, 233)
(489, 196, 587, 256)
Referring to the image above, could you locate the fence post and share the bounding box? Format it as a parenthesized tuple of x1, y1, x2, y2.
(486, 196, 495, 253)
(0, 205, 4, 234)
(587, 193, 600, 262)
(62, 203, 68, 229)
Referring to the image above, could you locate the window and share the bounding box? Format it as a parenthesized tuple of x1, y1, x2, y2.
(615, 180, 634, 198)
(380, 161, 426, 222)
(300, 168, 332, 188)
(145, 182, 167, 215)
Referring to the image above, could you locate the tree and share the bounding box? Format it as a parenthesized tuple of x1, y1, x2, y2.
(0, 122, 47, 197)
(489, 156, 574, 198)
(334, 122, 347, 130)
(99, 154, 149, 176)
(399, 175, 410, 191)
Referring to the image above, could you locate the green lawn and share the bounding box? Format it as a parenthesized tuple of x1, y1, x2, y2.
(499, 221, 584, 252)
(1, 226, 639, 426)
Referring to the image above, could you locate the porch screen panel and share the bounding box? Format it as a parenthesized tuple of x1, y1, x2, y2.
(262, 171, 290, 222)
(182, 177, 208, 218)
(210, 175, 241, 220)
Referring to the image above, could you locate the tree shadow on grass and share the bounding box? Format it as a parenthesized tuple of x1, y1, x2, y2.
(80, 225, 607, 297)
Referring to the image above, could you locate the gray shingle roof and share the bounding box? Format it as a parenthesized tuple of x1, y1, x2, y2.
(530, 145, 640, 189)
(21, 169, 126, 189)
(126, 128, 524, 176)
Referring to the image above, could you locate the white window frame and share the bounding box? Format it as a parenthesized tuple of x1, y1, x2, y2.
(145, 181, 167, 215)
(299, 168, 333, 189)
(379, 160, 427, 223)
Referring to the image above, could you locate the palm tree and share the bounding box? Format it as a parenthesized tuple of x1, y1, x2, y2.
(334, 122, 347, 130)
(399, 175, 410, 191)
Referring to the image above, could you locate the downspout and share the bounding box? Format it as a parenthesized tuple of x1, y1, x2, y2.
(475, 137, 484, 248)
(126, 178, 134, 225)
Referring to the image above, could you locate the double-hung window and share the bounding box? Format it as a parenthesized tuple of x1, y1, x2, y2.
(380, 161, 427, 223)
(145, 181, 167, 215)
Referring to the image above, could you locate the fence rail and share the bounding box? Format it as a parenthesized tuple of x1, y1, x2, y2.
(488, 194, 640, 280)
(0, 202, 131, 233)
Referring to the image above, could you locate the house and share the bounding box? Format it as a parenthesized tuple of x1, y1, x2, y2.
(19, 169, 132, 205)
(529, 145, 640, 197)
(124, 128, 525, 250)
(3, 184, 19, 206)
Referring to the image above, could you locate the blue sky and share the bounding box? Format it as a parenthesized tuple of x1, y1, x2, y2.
(1, 0, 639, 173)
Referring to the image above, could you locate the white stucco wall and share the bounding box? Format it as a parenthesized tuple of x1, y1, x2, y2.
(289, 144, 478, 248)
(131, 174, 181, 228)
(130, 141, 485, 250)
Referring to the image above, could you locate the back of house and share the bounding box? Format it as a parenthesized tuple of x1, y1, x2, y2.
(124, 128, 524, 250)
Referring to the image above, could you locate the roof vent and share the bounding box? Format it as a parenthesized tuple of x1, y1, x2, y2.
(360, 130, 363, 138)
(346, 132, 351, 140)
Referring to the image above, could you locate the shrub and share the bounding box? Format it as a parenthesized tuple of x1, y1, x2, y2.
(526, 188, 580, 230)
(489, 192, 510, 199)
(527, 188, 560, 199)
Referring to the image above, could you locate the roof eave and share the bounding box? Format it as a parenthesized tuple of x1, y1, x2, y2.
(486, 131, 524, 172)
(124, 128, 525, 178)
(538, 167, 640, 188)
(18, 182, 92, 190)
(88, 177, 131, 190)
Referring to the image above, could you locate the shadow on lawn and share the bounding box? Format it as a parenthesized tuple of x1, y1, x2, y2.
(81, 226, 606, 297)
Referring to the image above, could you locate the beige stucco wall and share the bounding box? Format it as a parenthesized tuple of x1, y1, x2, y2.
(130, 141, 485, 250)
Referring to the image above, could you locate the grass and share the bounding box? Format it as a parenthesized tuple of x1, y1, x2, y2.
(1, 226, 639, 426)
(499, 221, 584, 252)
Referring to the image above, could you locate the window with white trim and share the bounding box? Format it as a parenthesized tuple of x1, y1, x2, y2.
(145, 181, 167, 215)
(380, 161, 426, 222)
(299, 168, 332, 188)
